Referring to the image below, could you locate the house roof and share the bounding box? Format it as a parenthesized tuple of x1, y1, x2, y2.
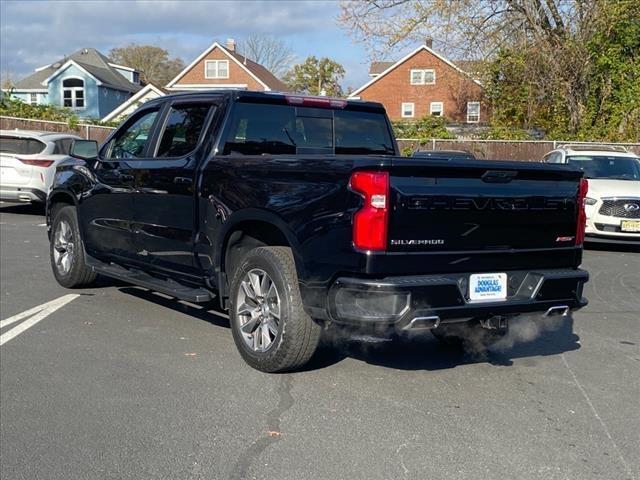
(351, 45, 483, 97)
(101, 83, 168, 122)
(166, 42, 289, 92)
(13, 48, 141, 93)
(369, 61, 394, 76)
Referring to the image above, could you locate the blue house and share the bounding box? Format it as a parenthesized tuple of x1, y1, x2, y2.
(6, 48, 141, 119)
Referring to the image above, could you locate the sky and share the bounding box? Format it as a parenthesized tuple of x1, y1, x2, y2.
(0, 0, 388, 90)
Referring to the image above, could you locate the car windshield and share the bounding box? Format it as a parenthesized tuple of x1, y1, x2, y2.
(566, 155, 640, 180)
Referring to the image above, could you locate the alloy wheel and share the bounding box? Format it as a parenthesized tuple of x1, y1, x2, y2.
(53, 219, 74, 276)
(235, 268, 281, 352)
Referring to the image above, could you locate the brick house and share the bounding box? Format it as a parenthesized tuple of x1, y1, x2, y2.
(349, 42, 485, 123)
(166, 39, 289, 92)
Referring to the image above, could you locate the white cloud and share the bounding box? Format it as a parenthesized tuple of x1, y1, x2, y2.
(0, 0, 371, 90)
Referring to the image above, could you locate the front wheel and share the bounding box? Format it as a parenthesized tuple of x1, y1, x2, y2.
(50, 205, 97, 288)
(229, 246, 321, 373)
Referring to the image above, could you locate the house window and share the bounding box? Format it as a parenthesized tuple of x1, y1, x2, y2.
(430, 102, 443, 116)
(204, 60, 229, 79)
(401, 103, 415, 118)
(467, 101, 481, 123)
(410, 69, 435, 85)
(62, 78, 85, 109)
(29, 93, 38, 105)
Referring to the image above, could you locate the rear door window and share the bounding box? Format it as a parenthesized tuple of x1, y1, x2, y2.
(0, 136, 46, 155)
(222, 102, 394, 155)
(155, 104, 212, 157)
(334, 110, 395, 154)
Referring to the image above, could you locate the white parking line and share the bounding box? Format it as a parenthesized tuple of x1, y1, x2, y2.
(0, 294, 79, 346)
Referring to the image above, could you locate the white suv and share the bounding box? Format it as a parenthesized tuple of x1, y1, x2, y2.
(1, 130, 82, 203)
(543, 145, 640, 244)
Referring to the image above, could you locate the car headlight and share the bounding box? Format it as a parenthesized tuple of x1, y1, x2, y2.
(585, 197, 597, 205)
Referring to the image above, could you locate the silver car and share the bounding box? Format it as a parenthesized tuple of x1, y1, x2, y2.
(0, 130, 82, 203)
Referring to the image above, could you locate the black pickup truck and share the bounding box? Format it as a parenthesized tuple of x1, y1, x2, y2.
(47, 91, 589, 372)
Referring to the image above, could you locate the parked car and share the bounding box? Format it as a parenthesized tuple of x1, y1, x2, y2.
(46, 91, 589, 372)
(412, 149, 476, 160)
(0, 130, 82, 203)
(543, 145, 640, 244)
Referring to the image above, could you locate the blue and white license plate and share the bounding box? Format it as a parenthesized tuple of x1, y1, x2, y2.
(469, 273, 507, 302)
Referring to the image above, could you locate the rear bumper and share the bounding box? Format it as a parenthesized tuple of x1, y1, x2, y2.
(328, 268, 588, 329)
(0, 187, 46, 203)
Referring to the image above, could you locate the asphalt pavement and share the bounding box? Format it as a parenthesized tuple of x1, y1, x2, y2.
(1, 203, 639, 480)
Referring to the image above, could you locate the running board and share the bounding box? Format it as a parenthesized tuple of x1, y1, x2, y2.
(90, 261, 215, 303)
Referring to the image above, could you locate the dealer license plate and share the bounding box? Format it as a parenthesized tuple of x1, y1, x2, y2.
(469, 273, 508, 302)
(621, 220, 640, 232)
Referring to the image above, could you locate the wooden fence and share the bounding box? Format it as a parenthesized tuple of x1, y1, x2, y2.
(397, 138, 640, 161)
(0, 116, 115, 144)
(2, 116, 638, 160)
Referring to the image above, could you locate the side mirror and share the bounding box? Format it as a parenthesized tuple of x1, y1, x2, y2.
(70, 139, 99, 161)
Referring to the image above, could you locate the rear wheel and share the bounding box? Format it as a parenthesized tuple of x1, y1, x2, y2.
(50, 205, 97, 288)
(229, 246, 321, 373)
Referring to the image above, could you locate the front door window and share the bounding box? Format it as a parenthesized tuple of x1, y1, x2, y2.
(105, 109, 159, 159)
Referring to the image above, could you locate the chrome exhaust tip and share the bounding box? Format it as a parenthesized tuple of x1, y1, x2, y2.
(402, 315, 440, 331)
(544, 305, 570, 317)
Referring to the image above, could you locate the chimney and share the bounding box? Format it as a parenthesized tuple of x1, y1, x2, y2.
(425, 37, 433, 49)
(226, 38, 236, 52)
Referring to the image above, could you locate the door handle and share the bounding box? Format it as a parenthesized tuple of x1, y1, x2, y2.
(173, 177, 193, 185)
(118, 173, 134, 182)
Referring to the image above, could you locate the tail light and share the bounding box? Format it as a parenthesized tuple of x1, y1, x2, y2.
(576, 178, 588, 246)
(349, 171, 389, 251)
(18, 158, 54, 168)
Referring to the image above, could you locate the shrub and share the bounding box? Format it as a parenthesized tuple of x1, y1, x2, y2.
(391, 115, 456, 140)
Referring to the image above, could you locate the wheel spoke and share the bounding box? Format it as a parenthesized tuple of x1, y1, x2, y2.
(252, 328, 260, 350)
(240, 317, 260, 335)
(270, 301, 280, 320)
(241, 280, 256, 302)
(266, 283, 277, 302)
(249, 271, 262, 297)
(261, 323, 271, 349)
(61, 253, 70, 272)
(260, 275, 270, 300)
(265, 318, 278, 336)
(237, 302, 256, 317)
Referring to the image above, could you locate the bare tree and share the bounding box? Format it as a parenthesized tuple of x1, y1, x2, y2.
(339, 0, 603, 132)
(1, 70, 16, 90)
(238, 34, 295, 78)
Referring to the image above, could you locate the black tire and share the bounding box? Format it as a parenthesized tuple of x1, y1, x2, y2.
(229, 246, 321, 373)
(50, 205, 97, 288)
(431, 321, 506, 352)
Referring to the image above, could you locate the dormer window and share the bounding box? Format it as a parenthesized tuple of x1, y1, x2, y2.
(410, 69, 435, 85)
(205, 60, 229, 79)
(62, 78, 85, 109)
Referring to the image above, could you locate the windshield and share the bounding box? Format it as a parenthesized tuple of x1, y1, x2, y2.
(566, 155, 640, 180)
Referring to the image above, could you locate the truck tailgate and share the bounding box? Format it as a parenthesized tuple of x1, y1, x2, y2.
(387, 158, 584, 252)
